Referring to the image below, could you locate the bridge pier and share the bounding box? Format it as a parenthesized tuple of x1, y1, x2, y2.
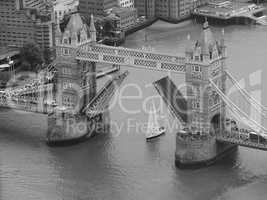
(46, 48, 112, 145)
(47, 110, 110, 146)
(175, 135, 237, 168)
(46, 59, 101, 145)
(174, 20, 238, 168)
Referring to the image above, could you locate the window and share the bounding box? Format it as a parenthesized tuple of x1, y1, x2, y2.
(192, 65, 201, 72)
(77, 33, 80, 43)
(64, 49, 69, 55)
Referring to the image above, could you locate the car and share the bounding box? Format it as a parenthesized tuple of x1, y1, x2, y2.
(258, 132, 267, 144)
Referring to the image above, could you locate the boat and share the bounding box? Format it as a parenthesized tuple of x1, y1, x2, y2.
(146, 101, 166, 140)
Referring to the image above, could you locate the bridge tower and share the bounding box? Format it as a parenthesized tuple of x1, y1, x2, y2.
(185, 21, 226, 135)
(47, 13, 102, 145)
(175, 21, 237, 168)
(80, 14, 97, 109)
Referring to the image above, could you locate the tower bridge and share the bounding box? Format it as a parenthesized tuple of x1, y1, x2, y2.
(1, 12, 267, 167)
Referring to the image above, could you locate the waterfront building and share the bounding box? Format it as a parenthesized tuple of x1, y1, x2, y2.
(193, 1, 267, 25)
(52, 0, 79, 23)
(134, 0, 208, 21)
(111, 7, 138, 29)
(0, 0, 55, 50)
(35, 20, 54, 50)
(134, 0, 155, 18)
(23, 0, 48, 9)
(118, 0, 135, 8)
(23, 0, 53, 15)
(78, 0, 118, 17)
(155, 0, 192, 20)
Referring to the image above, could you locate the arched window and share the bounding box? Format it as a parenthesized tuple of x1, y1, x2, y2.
(77, 33, 81, 43)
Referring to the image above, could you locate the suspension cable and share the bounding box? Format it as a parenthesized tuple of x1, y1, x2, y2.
(226, 70, 267, 115)
(209, 79, 267, 133)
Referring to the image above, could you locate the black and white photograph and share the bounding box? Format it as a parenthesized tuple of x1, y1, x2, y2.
(1, 0, 267, 199)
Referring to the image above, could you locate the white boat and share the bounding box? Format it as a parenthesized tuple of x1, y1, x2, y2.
(146, 101, 166, 140)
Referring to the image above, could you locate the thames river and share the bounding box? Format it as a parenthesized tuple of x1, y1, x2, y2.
(1, 20, 267, 200)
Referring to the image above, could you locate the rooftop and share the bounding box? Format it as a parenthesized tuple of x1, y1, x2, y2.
(0, 48, 20, 61)
(194, 1, 265, 19)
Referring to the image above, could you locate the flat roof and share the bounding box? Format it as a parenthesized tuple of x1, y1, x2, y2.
(194, 1, 264, 17)
(0, 49, 20, 60)
(0, 64, 10, 69)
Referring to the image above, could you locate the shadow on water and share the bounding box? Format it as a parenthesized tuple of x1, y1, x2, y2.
(171, 148, 262, 200)
(0, 109, 47, 147)
(45, 131, 131, 199)
(145, 138, 161, 155)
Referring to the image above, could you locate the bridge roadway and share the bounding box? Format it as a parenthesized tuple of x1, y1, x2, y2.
(216, 131, 267, 151)
(153, 76, 188, 126)
(83, 71, 129, 118)
(59, 43, 187, 74)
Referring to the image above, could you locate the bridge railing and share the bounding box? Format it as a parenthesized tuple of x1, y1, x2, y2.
(216, 132, 267, 151)
(76, 43, 186, 74)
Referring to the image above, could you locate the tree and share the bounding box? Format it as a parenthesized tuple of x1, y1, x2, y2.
(43, 47, 55, 64)
(19, 42, 44, 71)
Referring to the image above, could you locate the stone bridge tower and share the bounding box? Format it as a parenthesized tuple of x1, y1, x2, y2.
(185, 21, 227, 136)
(54, 13, 97, 111)
(175, 22, 236, 168)
(47, 13, 101, 145)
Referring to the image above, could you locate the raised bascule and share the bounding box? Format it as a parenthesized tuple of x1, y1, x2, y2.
(1, 13, 267, 167)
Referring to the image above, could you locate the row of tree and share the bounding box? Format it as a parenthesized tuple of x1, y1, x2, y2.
(19, 42, 54, 72)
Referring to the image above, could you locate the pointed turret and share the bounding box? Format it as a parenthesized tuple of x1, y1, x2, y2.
(198, 20, 219, 61)
(219, 28, 226, 57)
(185, 34, 194, 61)
(55, 23, 62, 45)
(200, 21, 213, 55)
(185, 20, 224, 62)
(89, 14, 96, 42)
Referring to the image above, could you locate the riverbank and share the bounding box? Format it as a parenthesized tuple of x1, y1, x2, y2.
(125, 18, 158, 36)
(158, 16, 192, 24)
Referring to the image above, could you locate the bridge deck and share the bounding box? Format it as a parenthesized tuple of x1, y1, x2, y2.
(153, 76, 187, 124)
(216, 135, 267, 151)
(83, 71, 129, 118)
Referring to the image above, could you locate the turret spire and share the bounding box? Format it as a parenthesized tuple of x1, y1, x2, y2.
(203, 21, 209, 30)
(55, 23, 62, 45)
(185, 33, 193, 54)
(89, 14, 96, 42)
(200, 20, 216, 55)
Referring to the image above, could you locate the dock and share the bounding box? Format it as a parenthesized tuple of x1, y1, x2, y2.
(193, 1, 267, 25)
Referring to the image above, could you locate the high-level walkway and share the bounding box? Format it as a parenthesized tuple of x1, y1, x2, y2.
(75, 43, 186, 74)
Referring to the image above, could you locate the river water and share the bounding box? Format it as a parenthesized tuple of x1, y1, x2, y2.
(1, 20, 267, 200)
